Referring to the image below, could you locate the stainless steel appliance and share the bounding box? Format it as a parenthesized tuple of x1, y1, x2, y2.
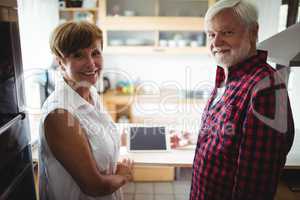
(0, 1, 37, 199)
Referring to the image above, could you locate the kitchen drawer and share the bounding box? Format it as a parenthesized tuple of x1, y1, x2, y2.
(133, 165, 174, 181)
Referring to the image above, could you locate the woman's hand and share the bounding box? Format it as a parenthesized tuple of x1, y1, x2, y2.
(116, 158, 133, 182)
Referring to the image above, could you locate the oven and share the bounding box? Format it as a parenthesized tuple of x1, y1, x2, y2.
(0, 1, 37, 199)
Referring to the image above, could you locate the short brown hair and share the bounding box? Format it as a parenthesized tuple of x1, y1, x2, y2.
(50, 21, 103, 59)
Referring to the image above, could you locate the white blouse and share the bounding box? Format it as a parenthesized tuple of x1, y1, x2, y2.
(38, 78, 122, 200)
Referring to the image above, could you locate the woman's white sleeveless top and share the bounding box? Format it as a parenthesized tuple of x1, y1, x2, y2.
(38, 79, 122, 200)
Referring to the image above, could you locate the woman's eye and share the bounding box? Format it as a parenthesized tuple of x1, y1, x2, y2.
(92, 50, 101, 57)
(72, 52, 83, 58)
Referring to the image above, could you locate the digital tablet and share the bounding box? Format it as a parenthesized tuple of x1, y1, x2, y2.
(127, 126, 170, 152)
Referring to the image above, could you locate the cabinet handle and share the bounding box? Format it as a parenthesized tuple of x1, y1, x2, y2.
(0, 112, 26, 136)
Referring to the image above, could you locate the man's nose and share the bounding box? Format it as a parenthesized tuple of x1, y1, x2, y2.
(212, 34, 223, 47)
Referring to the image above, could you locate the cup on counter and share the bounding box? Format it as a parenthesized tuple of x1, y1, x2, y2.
(109, 39, 124, 46)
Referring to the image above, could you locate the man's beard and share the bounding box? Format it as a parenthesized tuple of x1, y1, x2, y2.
(212, 36, 251, 68)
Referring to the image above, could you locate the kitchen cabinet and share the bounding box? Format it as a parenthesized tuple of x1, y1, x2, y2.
(104, 0, 213, 17)
(59, 0, 99, 24)
(98, 0, 217, 54)
(102, 90, 134, 122)
(57, 0, 216, 54)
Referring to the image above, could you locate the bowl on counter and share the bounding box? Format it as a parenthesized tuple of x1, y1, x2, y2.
(190, 40, 199, 47)
(109, 39, 124, 46)
(125, 38, 144, 46)
(123, 10, 135, 16)
(159, 40, 168, 47)
(168, 40, 177, 48)
(178, 40, 188, 47)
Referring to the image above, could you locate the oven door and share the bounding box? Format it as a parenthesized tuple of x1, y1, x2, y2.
(0, 145, 36, 200)
(0, 19, 25, 114)
(0, 113, 36, 200)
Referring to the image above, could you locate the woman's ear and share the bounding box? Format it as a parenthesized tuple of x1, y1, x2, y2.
(56, 57, 66, 71)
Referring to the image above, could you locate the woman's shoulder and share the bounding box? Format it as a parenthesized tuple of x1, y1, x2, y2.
(41, 86, 75, 121)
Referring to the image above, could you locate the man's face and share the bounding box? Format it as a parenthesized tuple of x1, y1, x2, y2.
(206, 9, 255, 68)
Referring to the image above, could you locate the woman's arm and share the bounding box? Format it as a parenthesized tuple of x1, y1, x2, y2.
(44, 109, 132, 197)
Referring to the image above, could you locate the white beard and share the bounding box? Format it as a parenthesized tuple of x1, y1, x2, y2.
(212, 35, 252, 68)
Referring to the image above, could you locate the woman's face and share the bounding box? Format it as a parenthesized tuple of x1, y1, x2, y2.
(59, 39, 103, 87)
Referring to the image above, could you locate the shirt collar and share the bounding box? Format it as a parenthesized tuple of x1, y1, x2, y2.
(215, 50, 268, 87)
(56, 78, 90, 110)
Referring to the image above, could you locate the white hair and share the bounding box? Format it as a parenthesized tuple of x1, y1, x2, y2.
(205, 0, 258, 28)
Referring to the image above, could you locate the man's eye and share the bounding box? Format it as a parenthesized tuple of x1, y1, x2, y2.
(223, 31, 234, 36)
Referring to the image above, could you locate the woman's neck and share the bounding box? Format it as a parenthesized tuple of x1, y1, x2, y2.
(64, 78, 91, 103)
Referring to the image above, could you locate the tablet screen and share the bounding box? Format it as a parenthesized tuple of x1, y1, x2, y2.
(129, 127, 167, 150)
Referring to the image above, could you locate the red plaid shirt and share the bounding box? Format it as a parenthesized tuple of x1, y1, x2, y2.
(190, 50, 294, 200)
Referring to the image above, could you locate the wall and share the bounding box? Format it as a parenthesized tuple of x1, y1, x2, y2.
(103, 53, 216, 90)
(18, 0, 59, 144)
(254, 0, 281, 42)
(288, 68, 300, 130)
(18, 0, 59, 70)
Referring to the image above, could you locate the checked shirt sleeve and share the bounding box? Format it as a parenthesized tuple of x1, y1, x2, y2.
(232, 83, 294, 200)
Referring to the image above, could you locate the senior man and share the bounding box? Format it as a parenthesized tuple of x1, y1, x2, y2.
(190, 0, 294, 200)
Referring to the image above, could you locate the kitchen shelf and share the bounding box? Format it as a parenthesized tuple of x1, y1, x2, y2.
(59, 0, 99, 24)
(103, 46, 208, 54)
(159, 0, 209, 17)
(59, 8, 98, 12)
(100, 17, 204, 31)
(98, 0, 215, 54)
(57, 0, 216, 54)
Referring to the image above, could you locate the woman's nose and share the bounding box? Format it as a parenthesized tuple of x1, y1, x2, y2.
(85, 55, 96, 68)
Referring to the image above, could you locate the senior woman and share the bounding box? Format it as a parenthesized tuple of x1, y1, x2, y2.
(38, 21, 132, 200)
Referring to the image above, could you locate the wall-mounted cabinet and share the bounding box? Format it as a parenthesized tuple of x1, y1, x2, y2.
(104, 0, 210, 17)
(159, 0, 209, 17)
(59, 0, 99, 24)
(59, 8, 98, 23)
(58, 0, 216, 54)
(106, 0, 156, 17)
(98, 0, 216, 54)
